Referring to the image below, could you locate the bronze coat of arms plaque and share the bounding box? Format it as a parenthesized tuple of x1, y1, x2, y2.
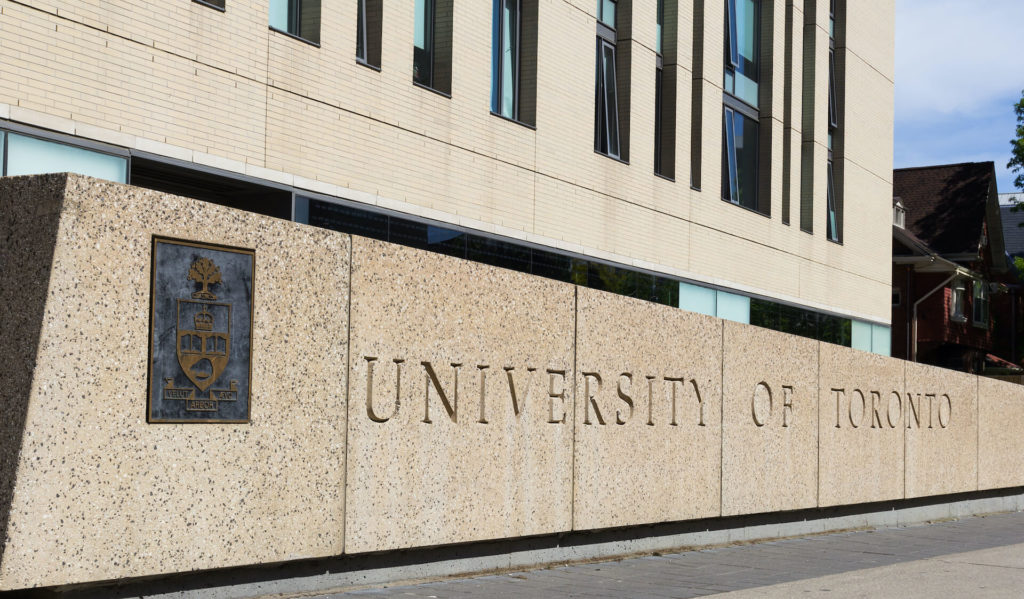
(148, 237, 255, 423)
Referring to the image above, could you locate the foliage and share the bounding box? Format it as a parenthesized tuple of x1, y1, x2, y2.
(1011, 90, 1024, 194)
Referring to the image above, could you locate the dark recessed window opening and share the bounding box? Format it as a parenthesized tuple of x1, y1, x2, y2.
(356, 0, 383, 68)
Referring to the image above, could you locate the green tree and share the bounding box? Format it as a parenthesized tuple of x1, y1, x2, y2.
(1010, 89, 1024, 193)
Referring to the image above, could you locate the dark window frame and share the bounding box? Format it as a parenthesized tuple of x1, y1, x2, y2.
(722, 0, 764, 214)
(595, 35, 621, 159)
(492, 0, 523, 121)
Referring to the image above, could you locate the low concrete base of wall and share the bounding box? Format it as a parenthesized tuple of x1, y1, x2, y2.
(32, 486, 1024, 599)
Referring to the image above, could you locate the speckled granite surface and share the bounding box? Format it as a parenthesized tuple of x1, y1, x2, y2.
(721, 321, 819, 517)
(344, 238, 575, 554)
(904, 361, 977, 498)
(818, 343, 906, 507)
(574, 287, 722, 529)
(978, 377, 1024, 491)
(0, 174, 349, 589)
(3, 174, 1024, 593)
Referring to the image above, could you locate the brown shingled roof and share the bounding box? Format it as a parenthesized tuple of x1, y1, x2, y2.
(892, 162, 996, 256)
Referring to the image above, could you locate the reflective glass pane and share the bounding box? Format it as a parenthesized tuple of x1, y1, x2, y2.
(357, 0, 366, 60)
(656, 0, 664, 55)
(723, 108, 738, 202)
(414, 0, 432, 85)
(829, 51, 838, 128)
(467, 234, 532, 273)
(602, 42, 619, 157)
(600, 0, 616, 28)
(678, 281, 717, 317)
(491, 0, 501, 113)
(871, 325, 891, 356)
(269, 0, 289, 30)
(733, 111, 758, 209)
(0, 131, 4, 175)
(851, 320, 872, 352)
(724, 0, 758, 106)
(716, 291, 750, 324)
(500, 0, 519, 118)
(826, 161, 837, 240)
(6, 134, 127, 182)
(308, 200, 388, 240)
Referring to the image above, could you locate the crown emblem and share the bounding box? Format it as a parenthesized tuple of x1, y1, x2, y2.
(187, 257, 222, 300)
(193, 306, 214, 331)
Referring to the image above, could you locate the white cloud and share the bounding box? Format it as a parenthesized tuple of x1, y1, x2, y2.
(896, 0, 1024, 122)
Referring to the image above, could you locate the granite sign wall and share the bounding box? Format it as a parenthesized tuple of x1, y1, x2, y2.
(2, 175, 1024, 591)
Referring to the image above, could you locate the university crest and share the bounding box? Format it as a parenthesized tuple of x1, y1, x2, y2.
(148, 238, 254, 423)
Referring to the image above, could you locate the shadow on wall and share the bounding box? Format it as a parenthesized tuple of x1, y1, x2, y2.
(0, 174, 67, 568)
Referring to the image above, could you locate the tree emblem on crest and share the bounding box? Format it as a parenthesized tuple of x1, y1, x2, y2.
(188, 257, 222, 300)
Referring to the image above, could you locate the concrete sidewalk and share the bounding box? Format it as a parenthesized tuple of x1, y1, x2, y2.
(312, 511, 1024, 598)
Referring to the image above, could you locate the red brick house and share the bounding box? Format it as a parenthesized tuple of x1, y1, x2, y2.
(891, 162, 1016, 372)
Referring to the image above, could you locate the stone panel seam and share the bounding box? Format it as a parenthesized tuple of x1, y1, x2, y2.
(903, 360, 908, 499)
(570, 285, 578, 532)
(341, 236, 354, 553)
(719, 323, 725, 518)
(976, 374, 980, 492)
(815, 341, 820, 507)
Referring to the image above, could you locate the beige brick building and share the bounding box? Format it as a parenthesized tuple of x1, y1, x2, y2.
(0, 0, 894, 349)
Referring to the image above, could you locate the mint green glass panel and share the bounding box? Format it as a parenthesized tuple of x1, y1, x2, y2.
(716, 291, 750, 324)
(871, 325, 891, 356)
(678, 282, 716, 317)
(851, 320, 872, 352)
(414, 0, 428, 48)
(7, 134, 126, 183)
(269, 0, 289, 31)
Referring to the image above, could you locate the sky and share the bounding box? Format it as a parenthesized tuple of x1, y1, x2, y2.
(894, 0, 1024, 195)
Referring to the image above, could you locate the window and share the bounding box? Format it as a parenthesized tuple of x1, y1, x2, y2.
(493, 0, 521, 120)
(356, 0, 383, 68)
(414, 0, 454, 94)
(5, 133, 127, 183)
(950, 280, 967, 323)
(893, 200, 906, 228)
(193, 0, 225, 10)
(269, 0, 320, 44)
(973, 280, 990, 328)
(722, 107, 758, 209)
(654, 0, 677, 178)
(892, 289, 901, 307)
(491, 0, 537, 124)
(595, 0, 629, 160)
(723, 0, 761, 212)
(825, 3, 841, 242)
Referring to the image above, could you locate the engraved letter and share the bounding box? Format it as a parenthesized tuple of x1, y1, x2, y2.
(505, 366, 537, 416)
(906, 393, 922, 429)
(782, 385, 794, 427)
(752, 382, 772, 427)
(926, 393, 937, 429)
(832, 388, 845, 428)
(422, 361, 460, 424)
(870, 391, 883, 429)
(616, 373, 635, 425)
(693, 379, 707, 426)
(583, 372, 606, 425)
(477, 365, 490, 424)
(546, 369, 567, 424)
(665, 376, 686, 426)
(887, 391, 902, 428)
(646, 375, 657, 426)
(365, 357, 402, 423)
(938, 394, 952, 428)
(849, 389, 866, 428)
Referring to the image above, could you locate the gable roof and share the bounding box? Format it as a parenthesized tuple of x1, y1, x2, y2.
(893, 162, 997, 257)
(1002, 204, 1024, 258)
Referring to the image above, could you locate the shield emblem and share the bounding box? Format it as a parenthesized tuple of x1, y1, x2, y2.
(176, 299, 231, 391)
